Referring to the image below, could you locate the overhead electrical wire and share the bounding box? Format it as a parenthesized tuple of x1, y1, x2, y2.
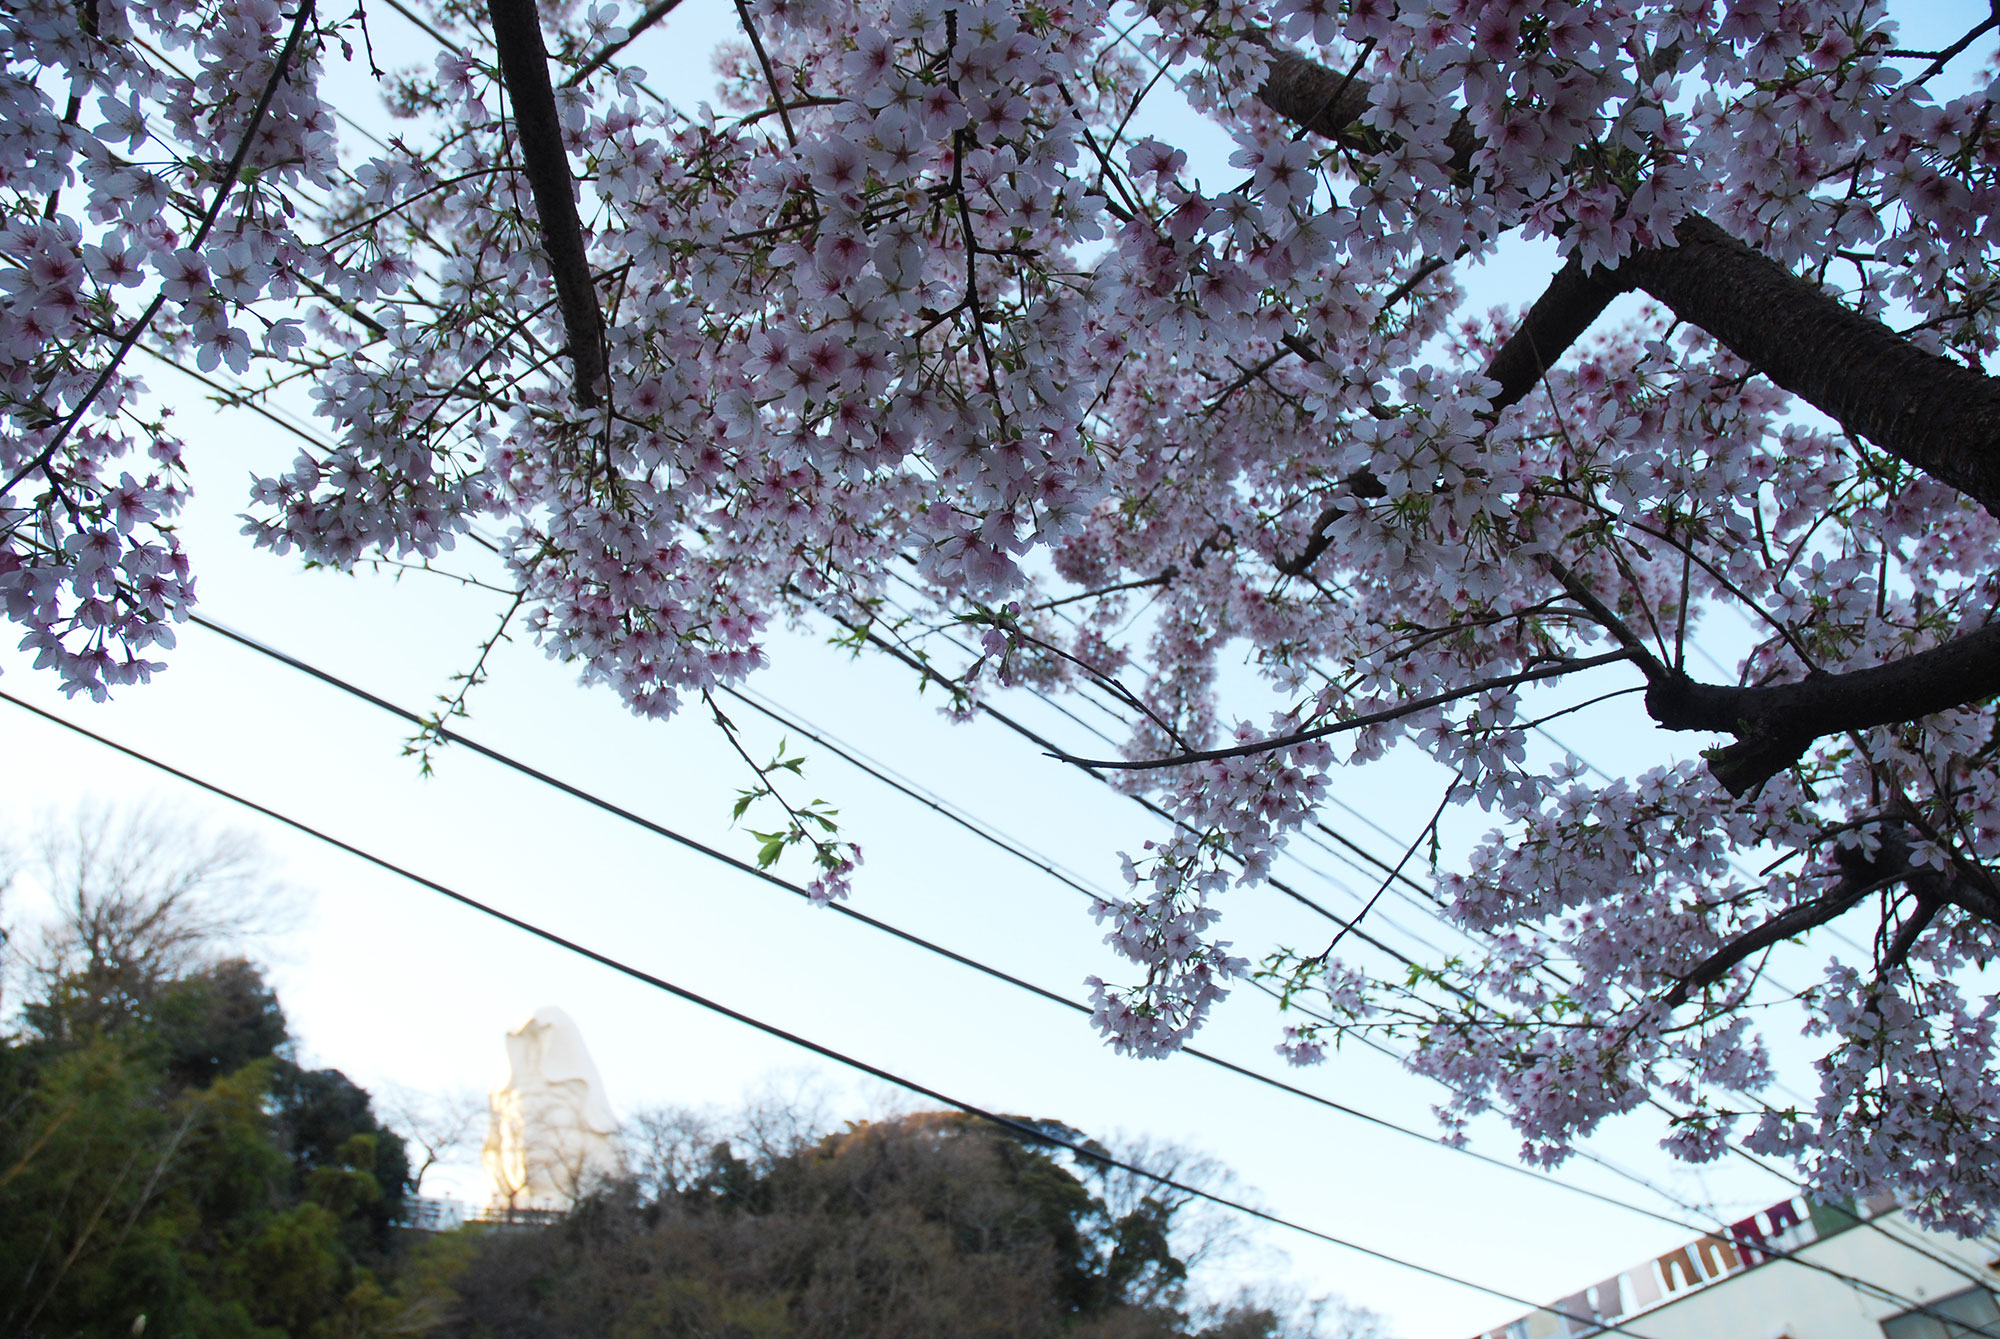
(136, 347, 1441, 975)
(149, 326, 1820, 1215)
(850, 582, 2000, 1288)
(181, 612, 1704, 1231)
(162, 531, 1714, 1221)
(103, 8, 2000, 1301)
(133, 0, 1470, 982)
(12, 680, 1994, 1339)
(170, 614, 2000, 1327)
(0, 685, 1690, 1339)
(871, 574, 1476, 953)
(141, 306, 1996, 1319)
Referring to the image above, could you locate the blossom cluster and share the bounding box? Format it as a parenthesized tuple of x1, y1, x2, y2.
(1, 0, 339, 696)
(8, 0, 2000, 1225)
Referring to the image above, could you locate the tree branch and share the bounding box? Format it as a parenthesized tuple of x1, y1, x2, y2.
(1250, 40, 2000, 518)
(1620, 215, 2000, 516)
(563, 0, 688, 86)
(1483, 254, 1634, 409)
(0, 0, 317, 500)
(1646, 619, 2000, 796)
(1051, 649, 1636, 771)
(1253, 46, 1478, 178)
(488, 0, 607, 408)
(1661, 846, 1894, 1010)
(1540, 555, 1666, 671)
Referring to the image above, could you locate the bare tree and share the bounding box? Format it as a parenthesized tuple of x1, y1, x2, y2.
(1079, 1133, 1254, 1303)
(9, 804, 296, 1038)
(734, 1072, 839, 1168)
(622, 1102, 722, 1201)
(619, 1072, 841, 1204)
(1191, 1288, 1391, 1339)
(378, 1084, 487, 1196)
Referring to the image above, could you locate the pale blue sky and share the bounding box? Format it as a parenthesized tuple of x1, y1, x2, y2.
(3, 3, 1994, 1334)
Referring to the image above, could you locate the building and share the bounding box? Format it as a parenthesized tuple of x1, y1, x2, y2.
(1476, 1196, 2000, 1339)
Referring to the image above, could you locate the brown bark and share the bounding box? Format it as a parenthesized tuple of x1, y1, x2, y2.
(1252, 43, 2000, 517)
(1621, 216, 2000, 515)
(1658, 827, 1969, 1007)
(1242, 37, 2000, 790)
(488, 0, 607, 407)
(1483, 255, 1633, 408)
(1254, 47, 1479, 176)
(1661, 850, 1884, 1008)
(1645, 619, 2000, 795)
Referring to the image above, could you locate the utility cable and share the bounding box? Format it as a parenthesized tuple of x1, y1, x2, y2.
(1259, 987, 2000, 1338)
(0, 685, 1691, 1339)
(184, 596, 1748, 1237)
(725, 680, 1458, 960)
(181, 612, 1994, 1323)
(122, 70, 1997, 1301)
(151, 342, 1983, 1303)
(145, 334, 1453, 975)
(182, 613, 1720, 1233)
(851, 587, 2000, 1293)
(139, 273, 1759, 1316)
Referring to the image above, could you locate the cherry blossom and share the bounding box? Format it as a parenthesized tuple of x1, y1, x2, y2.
(8, 0, 2000, 1229)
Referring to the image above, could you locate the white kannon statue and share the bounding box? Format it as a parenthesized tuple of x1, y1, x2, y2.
(482, 1006, 626, 1213)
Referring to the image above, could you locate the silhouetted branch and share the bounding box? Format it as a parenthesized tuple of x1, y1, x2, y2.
(489, 0, 607, 407)
(1645, 619, 2000, 795)
(1253, 41, 2000, 517)
(1051, 649, 1635, 770)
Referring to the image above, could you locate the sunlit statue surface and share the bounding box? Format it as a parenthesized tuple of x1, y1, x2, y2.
(481, 1006, 624, 1214)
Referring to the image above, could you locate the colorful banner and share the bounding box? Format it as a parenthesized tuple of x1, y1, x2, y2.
(1473, 1195, 1896, 1339)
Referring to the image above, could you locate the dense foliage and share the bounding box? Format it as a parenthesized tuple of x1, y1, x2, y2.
(8, 0, 2000, 1227)
(0, 952, 1362, 1338)
(442, 1109, 1369, 1339)
(0, 815, 1373, 1338)
(0, 953, 416, 1337)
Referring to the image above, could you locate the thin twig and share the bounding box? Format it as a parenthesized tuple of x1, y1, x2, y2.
(1052, 649, 1637, 770)
(563, 0, 689, 86)
(733, 0, 796, 146)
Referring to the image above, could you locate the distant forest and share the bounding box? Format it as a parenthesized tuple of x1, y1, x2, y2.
(0, 813, 1384, 1338)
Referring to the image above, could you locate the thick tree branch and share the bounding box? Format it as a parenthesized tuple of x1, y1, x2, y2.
(1483, 255, 1633, 409)
(1667, 823, 1990, 1011)
(1620, 216, 2000, 516)
(1254, 47, 1479, 177)
(1661, 860, 1886, 1010)
(1252, 41, 2000, 518)
(488, 0, 607, 408)
(1646, 619, 2000, 796)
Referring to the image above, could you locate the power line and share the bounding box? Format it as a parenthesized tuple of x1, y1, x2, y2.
(181, 613, 1711, 1233)
(141, 253, 1865, 1223)
(1257, 987, 2000, 1338)
(175, 614, 2000, 1328)
(142, 340, 1450, 971)
(144, 335, 1993, 1309)
(846, 586, 2000, 1293)
(872, 574, 1476, 952)
(110, 25, 1997, 1291)
(0, 685, 1684, 1339)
